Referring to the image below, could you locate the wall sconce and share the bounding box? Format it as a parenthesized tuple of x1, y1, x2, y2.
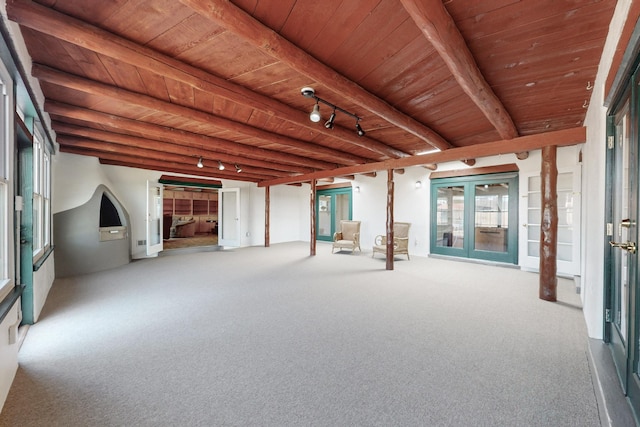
(415, 181, 422, 189)
(196, 157, 204, 168)
(301, 87, 365, 137)
(235, 164, 242, 173)
(354, 186, 360, 193)
(218, 161, 225, 171)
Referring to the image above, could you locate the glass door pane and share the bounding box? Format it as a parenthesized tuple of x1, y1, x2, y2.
(146, 181, 163, 256)
(474, 183, 508, 253)
(435, 186, 464, 249)
(317, 195, 332, 239)
(335, 193, 350, 227)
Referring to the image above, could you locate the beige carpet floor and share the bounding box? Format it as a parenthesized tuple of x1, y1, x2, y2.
(0, 242, 599, 426)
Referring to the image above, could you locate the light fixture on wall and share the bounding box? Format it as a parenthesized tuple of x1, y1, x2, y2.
(354, 186, 360, 193)
(415, 180, 422, 189)
(301, 87, 365, 137)
(218, 161, 225, 171)
(196, 157, 204, 168)
(235, 164, 242, 173)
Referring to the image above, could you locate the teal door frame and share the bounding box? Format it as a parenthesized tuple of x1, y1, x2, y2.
(430, 173, 519, 264)
(316, 187, 352, 242)
(604, 58, 640, 419)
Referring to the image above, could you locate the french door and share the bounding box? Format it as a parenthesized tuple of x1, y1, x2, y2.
(316, 187, 352, 242)
(521, 168, 581, 276)
(431, 173, 518, 264)
(606, 74, 640, 417)
(218, 188, 240, 247)
(146, 181, 163, 256)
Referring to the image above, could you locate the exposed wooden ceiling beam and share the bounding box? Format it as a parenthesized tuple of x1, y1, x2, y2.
(98, 158, 261, 183)
(6, 0, 406, 159)
(31, 64, 369, 166)
(258, 127, 585, 187)
(54, 123, 309, 176)
(400, 0, 519, 140)
(60, 147, 266, 182)
(177, 0, 452, 152)
(45, 101, 333, 171)
(58, 141, 281, 180)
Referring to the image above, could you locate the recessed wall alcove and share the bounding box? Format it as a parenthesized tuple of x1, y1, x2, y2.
(54, 185, 131, 277)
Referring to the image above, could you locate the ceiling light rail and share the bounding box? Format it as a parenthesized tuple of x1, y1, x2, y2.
(301, 87, 365, 137)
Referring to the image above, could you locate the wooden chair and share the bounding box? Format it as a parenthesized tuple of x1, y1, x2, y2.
(372, 222, 411, 260)
(332, 220, 361, 254)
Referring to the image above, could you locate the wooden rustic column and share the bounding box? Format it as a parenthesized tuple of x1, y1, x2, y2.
(310, 179, 317, 256)
(264, 186, 270, 247)
(386, 169, 395, 270)
(539, 145, 558, 301)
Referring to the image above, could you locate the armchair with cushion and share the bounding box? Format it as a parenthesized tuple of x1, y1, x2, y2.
(174, 216, 196, 238)
(372, 222, 411, 260)
(332, 220, 361, 254)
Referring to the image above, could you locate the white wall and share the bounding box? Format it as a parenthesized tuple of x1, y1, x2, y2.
(52, 153, 118, 214)
(0, 300, 21, 412)
(32, 255, 54, 322)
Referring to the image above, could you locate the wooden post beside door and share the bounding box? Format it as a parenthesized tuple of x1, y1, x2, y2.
(310, 179, 316, 256)
(539, 145, 558, 301)
(386, 169, 394, 271)
(264, 186, 270, 247)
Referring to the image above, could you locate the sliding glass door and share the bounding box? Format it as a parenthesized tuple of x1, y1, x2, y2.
(431, 173, 518, 264)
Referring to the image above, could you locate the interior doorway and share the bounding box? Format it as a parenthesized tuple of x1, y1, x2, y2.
(162, 185, 219, 250)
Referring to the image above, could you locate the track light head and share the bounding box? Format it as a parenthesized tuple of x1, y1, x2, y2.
(356, 121, 365, 137)
(325, 110, 336, 129)
(301, 87, 315, 98)
(235, 164, 242, 173)
(309, 103, 321, 122)
(218, 161, 225, 171)
(197, 157, 204, 168)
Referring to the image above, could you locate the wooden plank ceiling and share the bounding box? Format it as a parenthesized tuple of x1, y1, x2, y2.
(7, 0, 615, 185)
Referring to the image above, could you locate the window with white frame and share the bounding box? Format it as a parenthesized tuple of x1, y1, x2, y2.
(44, 151, 50, 247)
(0, 64, 10, 294)
(32, 129, 51, 260)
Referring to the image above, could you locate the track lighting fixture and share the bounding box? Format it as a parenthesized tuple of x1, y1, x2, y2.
(325, 109, 336, 129)
(218, 161, 225, 171)
(197, 157, 204, 168)
(235, 164, 242, 173)
(309, 102, 321, 123)
(301, 87, 364, 137)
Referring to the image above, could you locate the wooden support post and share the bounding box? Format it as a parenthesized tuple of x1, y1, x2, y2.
(310, 179, 316, 256)
(539, 145, 558, 301)
(264, 186, 270, 247)
(386, 169, 395, 271)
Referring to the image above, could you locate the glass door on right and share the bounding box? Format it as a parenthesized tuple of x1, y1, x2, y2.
(606, 91, 640, 413)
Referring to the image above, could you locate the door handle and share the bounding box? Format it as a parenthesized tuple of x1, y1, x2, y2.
(610, 241, 637, 254)
(621, 219, 636, 228)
